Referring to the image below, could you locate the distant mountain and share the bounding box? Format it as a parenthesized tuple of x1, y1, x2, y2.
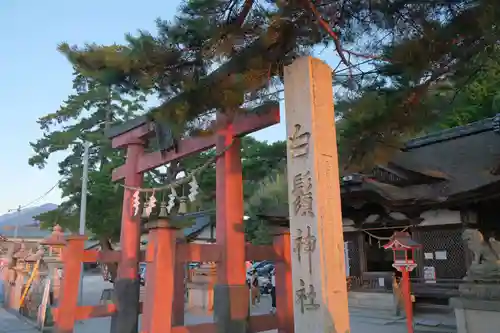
(0, 203, 58, 228)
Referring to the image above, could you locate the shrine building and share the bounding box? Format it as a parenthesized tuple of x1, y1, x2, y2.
(260, 115, 500, 308)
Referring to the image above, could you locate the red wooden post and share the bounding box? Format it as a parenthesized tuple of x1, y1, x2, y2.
(273, 229, 294, 333)
(54, 236, 85, 333)
(172, 260, 186, 326)
(111, 140, 144, 333)
(140, 219, 177, 333)
(401, 269, 414, 333)
(214, 118, 248, 333)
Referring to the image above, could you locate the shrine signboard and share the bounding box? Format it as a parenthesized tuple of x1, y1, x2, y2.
(284, 57, 350, 333)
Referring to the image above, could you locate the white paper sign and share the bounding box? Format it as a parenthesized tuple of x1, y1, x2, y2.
(378, 277, 385, 287)
(435, 251, 447, 260)
(424, 252, 434, 260)
(423, 266, 436, 283)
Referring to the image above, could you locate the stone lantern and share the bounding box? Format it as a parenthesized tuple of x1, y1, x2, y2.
(40, 225, 66, 303)
(7, 241, 30, 311)
(13, 242, 29, 273)
(40, 225, 66, 259)
(383, 232, 421, 333)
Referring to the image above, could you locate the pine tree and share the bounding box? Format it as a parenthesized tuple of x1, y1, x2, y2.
(29, 61, 150, 243)
(49, 0, 500, 170)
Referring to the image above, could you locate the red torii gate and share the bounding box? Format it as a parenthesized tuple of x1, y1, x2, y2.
(52, 103, 294, 333)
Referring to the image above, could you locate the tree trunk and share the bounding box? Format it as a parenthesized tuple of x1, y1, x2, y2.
(99, 238, 118, 282)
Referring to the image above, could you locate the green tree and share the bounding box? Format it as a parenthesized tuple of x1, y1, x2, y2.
(51, 1, 499, 150)
(29, 56, 150, 243)
(336, 48, 500, 171)
(176, 136, 286, 210)
(245, 171, 288, 244)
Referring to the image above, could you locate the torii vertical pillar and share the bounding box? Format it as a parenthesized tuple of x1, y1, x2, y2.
(111, 140, 144, 333)
(284, 56, 350, 332)
(213, 115, 248, 333)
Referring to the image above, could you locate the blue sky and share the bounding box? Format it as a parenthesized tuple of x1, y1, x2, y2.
(0, 0, 342, 214)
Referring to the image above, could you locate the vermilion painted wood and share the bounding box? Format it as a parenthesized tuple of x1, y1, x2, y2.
(118, 142, 144, 279)
(53, 303, 144, 321)
(111, 108, 280, 181)
(54, 237, 86, 333)
(141, 225, 177, 333)
(81, 249, 121, 263)
(171, 322, 217, 333)
(176, 243, 221, 262)
(111, 123, 152, 148)
(54, 105, 289, 331)
(82, 243, 227, 264)
(402, 269, 415, 333)
(172, 261, 186, 326)
(141, 226, 158, 333)
(274, 232, 294, 333)
(245, 244, 281, 262)
(168, 314, 278, 333)
(112, 141, 144, 332)
(215, 122, 248, 322)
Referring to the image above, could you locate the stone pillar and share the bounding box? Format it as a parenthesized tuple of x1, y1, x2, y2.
(451, 298, 500, 333)
(283, 56, 350, 332)
(11, 269, 24, 311)
(48, 263, 63, 304)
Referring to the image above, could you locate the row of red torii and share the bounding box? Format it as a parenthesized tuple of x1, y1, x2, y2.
(49, 57, 417, 333)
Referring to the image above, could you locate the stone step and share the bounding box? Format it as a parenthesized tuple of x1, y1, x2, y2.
(349, 308, 457, 333)
(414, 326, 456, 333)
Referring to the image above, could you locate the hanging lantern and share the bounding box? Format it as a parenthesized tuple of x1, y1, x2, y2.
(178, 196, 188, 215)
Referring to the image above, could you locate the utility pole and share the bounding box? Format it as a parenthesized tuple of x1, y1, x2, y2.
(7, 205, 22, 240)
(78, 142, 90, 306)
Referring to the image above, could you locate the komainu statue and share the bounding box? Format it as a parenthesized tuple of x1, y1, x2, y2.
(460, 228, 500, 299)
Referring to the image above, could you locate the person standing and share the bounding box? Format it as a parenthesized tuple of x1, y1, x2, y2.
(270, 268, 276, 313)
(392, 272, 404, 317)
(251, 270, 261, 306)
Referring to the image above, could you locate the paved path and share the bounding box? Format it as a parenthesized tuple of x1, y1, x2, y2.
(0, 308, 38, 333)
(0, 306, 455, 333)
(1, 275, 457, 333)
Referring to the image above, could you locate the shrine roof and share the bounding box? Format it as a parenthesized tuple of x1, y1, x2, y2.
(383, 231, 421, 249)
(341, 115, 500, 209)
(258, 116, 500, 221)
(180, 210, 215, 240)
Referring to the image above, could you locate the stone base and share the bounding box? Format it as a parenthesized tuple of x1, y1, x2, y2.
(110, 278, 140, 333)
(459, 280, 500, 299)
(450, 298, 500, 333)
(186, 282, 214, 313)
(349, 291, 396, 313)
(213, 284, 249, 333)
